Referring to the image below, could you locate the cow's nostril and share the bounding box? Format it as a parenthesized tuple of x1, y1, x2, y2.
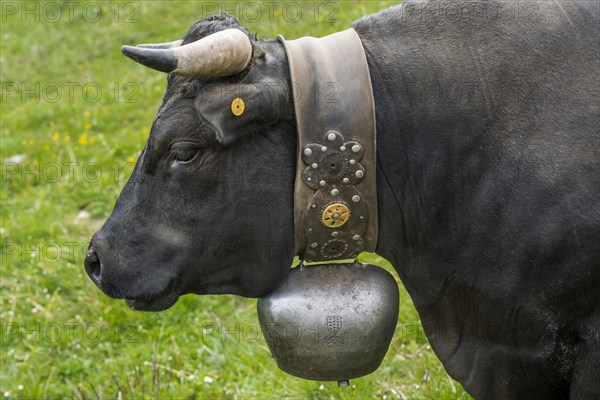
(84, 249, 102, 286)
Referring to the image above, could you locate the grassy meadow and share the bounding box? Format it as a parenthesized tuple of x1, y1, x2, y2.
(1, 1, 471, 398)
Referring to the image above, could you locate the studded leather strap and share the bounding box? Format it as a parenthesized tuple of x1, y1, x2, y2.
(278, 29, 378, 262)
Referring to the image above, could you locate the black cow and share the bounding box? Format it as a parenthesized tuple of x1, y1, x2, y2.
(85, 1, 599, 398)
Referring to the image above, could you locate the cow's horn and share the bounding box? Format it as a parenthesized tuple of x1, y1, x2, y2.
(121, 28, 252, 77)
(136, 40, 183, 49)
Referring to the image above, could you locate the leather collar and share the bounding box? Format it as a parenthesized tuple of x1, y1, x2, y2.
(278, 29, 378, 262)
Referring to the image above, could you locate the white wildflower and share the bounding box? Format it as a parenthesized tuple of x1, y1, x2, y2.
(6, 154, 25, 163)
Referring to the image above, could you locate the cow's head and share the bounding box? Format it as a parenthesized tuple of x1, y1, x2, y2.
(84, 14, 296, 311)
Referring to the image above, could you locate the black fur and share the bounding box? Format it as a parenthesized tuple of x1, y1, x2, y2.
(355, 1, 599, 398)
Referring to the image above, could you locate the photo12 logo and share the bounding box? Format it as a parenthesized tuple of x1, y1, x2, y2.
(2, 241, 89, 264)
(1, 161, 137, 185)
(199, 2, 339, 24)
(1, 2, 139, 24)
(1, 82, 139, 104)
(1, 321, 139, 344)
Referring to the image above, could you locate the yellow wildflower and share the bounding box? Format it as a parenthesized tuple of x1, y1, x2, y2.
(127, 157, 135, 163)
(84, 111, 91, 118)
(52, 132, 60, 142)
(85, 123, 92, 130)
(78, 133, 88, 145)
(43, 144, 50, 151)
(64, 135, 71, 142)
(90, 136, 97, 145)
(98, 133, 105, 140)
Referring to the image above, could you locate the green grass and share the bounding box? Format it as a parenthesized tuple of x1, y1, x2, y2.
(1, 1, 471, 398)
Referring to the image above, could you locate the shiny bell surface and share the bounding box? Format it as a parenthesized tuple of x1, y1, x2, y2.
(257, 262, 399, 382)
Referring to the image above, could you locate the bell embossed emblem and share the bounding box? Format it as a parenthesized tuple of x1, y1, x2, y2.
(257, 262, 399, 384)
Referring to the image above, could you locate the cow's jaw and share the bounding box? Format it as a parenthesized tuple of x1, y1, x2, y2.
(124, 280, 180, 311)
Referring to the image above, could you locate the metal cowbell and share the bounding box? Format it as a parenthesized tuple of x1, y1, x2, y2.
(257, 262, 399, 383)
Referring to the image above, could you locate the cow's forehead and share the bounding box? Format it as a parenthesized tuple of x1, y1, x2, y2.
(163, 77, 201, 101)
(152, 79, 198, 122)
(149, 93, 213, 145)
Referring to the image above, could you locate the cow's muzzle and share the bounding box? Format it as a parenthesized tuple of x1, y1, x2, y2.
(83, 235, 122, 298)
(84, 234, 181, 311)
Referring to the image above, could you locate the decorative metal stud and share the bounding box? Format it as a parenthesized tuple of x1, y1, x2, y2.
(355, 170, 364, 178)
(327, 133, 337, 141)
(304, 148, 312, 156)
(340, 146, 347, 152)
(311, 242, 319, 248)
(352, 145, 361, 153)
(353, 235, 361, 241)
(330, 189, 339, 196)
(319, 180, 326, 186)
(343, 178, 350, 184)
(321, 146, 328, 152)
(307, 178, 312, 182)
(352, 195, 361, 203)
(349, 159, 356, 165)
(331, 231, 339, 237)
(312, 163, 318, 169)
(360, 215, 365, 220)
(312, 204, 317, 209)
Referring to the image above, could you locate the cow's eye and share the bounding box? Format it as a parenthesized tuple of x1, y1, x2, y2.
(172, 148, 198, 162)
(169, 143, 201, 163)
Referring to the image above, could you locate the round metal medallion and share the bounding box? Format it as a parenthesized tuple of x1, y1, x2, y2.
(321, 239, 349, 259)
(319, 152, 350, 182)
(321, 203, 350, 228)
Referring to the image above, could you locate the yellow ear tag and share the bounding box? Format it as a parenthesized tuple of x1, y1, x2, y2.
(231, 98, 245, 116)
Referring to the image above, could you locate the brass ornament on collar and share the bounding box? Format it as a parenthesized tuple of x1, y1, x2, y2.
(321, 203, 350, 228)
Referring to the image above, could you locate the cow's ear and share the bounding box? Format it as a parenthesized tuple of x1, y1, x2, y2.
(195, 79, 289, 145)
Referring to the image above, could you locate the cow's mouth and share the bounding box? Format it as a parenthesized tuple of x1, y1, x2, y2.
(124, 280, 180, 311)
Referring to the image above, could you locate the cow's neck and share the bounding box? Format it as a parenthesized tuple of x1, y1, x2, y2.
(358, 32, 492, 310)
